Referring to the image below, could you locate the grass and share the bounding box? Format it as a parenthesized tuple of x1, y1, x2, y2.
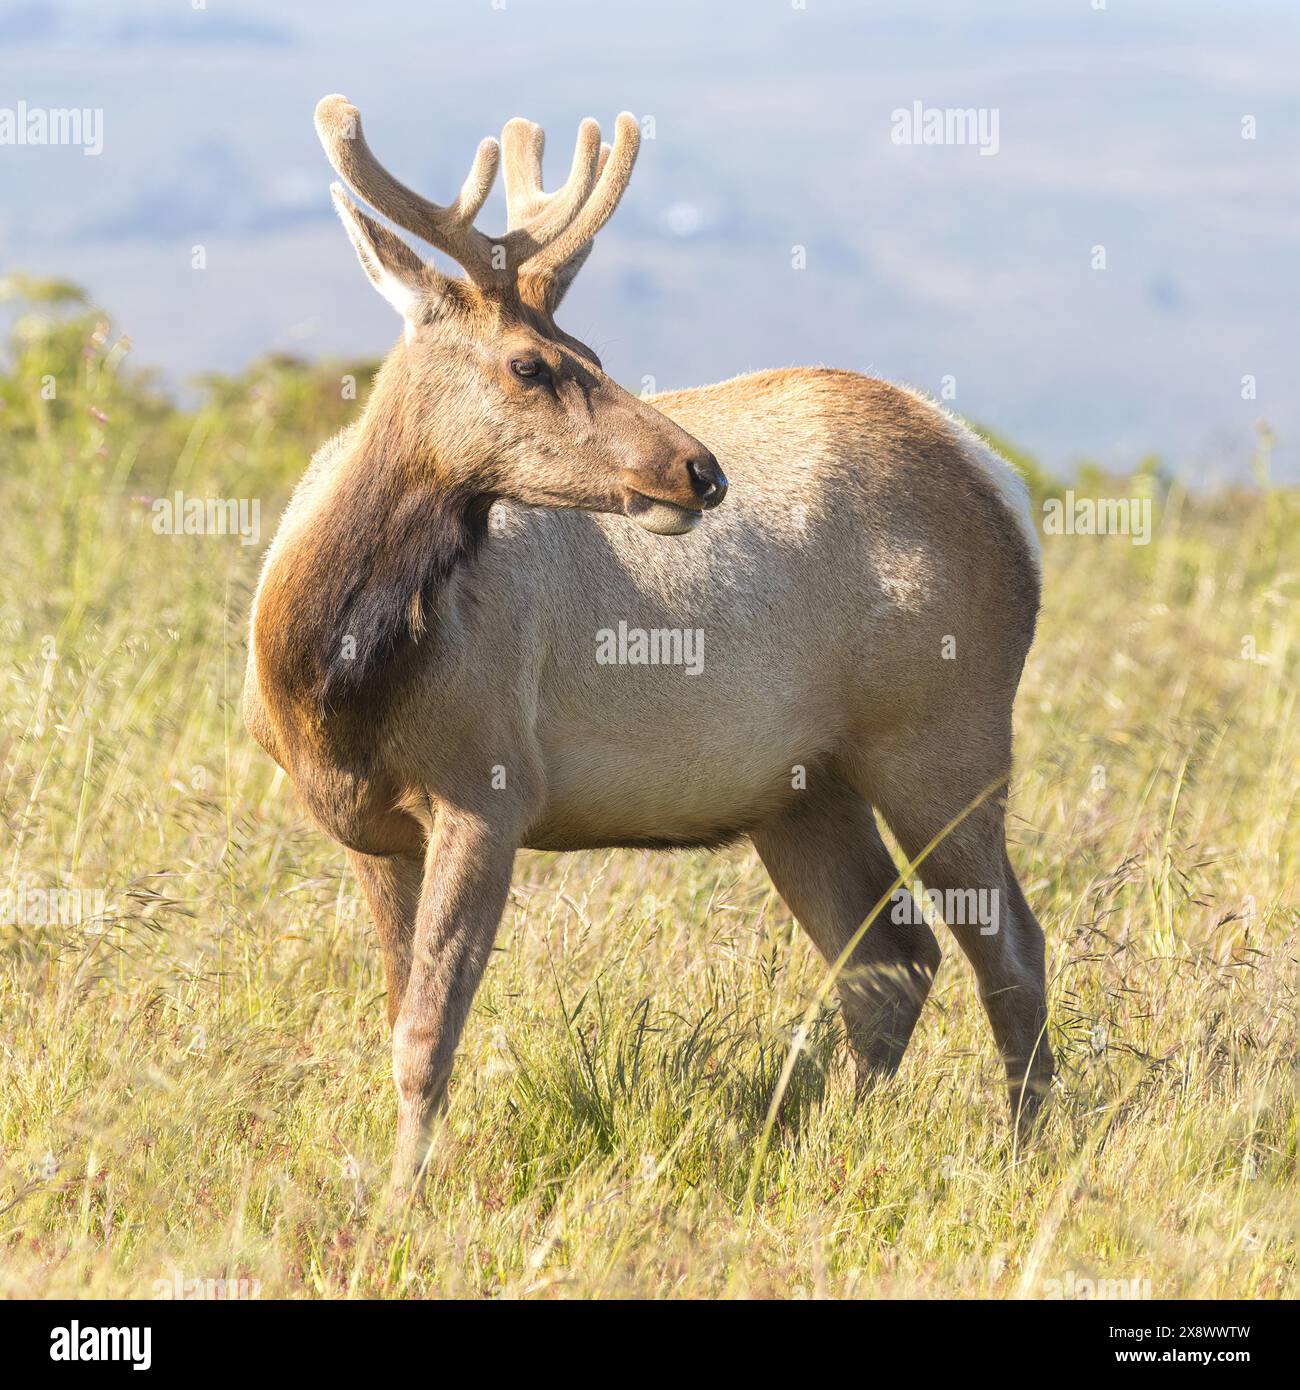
(0, 279, 1295, 1299)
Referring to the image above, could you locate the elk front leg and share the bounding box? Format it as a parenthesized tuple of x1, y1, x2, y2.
(391, 806, 517, 1185)
(347, 849, 422, 1028)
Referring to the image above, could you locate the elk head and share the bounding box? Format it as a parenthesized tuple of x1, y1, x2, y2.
(316, 96, 727, 536)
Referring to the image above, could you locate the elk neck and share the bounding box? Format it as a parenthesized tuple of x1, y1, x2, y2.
(253, 361, 490, 743)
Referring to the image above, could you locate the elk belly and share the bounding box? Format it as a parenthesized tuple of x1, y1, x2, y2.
(525, 731, 795, 852)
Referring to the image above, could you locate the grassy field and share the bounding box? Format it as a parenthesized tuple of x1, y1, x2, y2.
(0, 279, 1295, 1299)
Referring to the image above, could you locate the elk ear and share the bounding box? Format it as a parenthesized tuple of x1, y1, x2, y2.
(329, 183, 429, 331)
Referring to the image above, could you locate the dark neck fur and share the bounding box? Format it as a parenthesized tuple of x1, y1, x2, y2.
(257, 436, 489, 735)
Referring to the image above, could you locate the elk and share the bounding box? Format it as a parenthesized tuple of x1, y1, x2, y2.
(243, 96, 1054, 1183)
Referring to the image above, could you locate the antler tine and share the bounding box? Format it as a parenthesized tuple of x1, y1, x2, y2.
(500, 117, 546, 223)
(523, 113, 640, 278)
(454, 136, 502, 226)
(315, 95, 498, 281)
(501, 116, 604, 253)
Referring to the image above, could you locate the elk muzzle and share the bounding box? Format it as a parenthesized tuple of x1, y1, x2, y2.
(623, 444, 728, 535)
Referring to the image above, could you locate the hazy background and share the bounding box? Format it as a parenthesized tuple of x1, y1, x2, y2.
(2, 0, 1296, 480)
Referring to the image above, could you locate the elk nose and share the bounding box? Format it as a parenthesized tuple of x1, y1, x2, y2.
(686, 449, 728, 509)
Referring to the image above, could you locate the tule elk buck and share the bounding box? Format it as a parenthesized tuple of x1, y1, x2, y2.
(243, 97, 1054, 1183)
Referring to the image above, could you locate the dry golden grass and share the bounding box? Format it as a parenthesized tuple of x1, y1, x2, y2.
(0, 288, 1295, 1298)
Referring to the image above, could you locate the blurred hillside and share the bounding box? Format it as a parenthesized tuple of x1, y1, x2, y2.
(1, 0, 1296, 481)
(4, 272, 1279, 522)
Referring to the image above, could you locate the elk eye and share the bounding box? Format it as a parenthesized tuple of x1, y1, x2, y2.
(510, 357, 546, 381)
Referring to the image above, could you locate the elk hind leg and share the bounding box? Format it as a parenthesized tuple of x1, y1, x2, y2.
(866, 748, 1054, 1138)
(751, 775, 941, 1086)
